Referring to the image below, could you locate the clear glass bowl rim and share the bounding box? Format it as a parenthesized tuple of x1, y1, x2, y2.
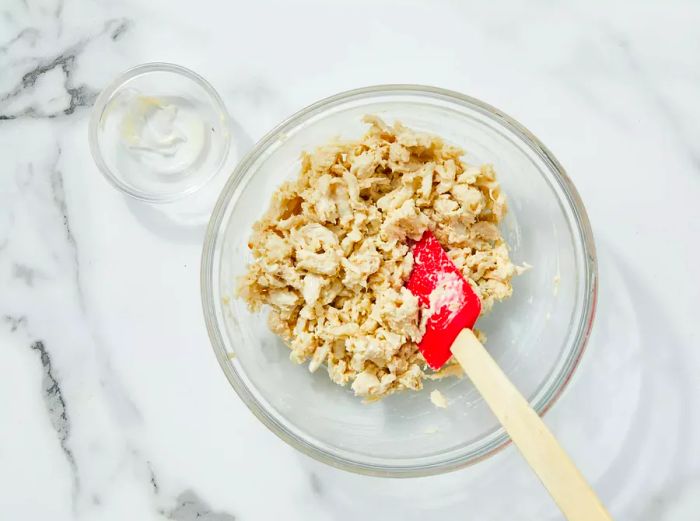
(200, 84, 598, 477)
(88, 62, 232, 203)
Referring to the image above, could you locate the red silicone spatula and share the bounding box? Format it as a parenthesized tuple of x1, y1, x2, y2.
(407, 231, 612, 521)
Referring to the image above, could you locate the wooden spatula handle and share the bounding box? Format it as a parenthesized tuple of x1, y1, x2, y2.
(451, 329, 613, 521)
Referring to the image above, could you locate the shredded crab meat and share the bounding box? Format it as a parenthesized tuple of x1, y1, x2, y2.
(237, 117, 516, 400)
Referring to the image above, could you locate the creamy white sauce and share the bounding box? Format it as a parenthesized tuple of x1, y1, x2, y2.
(108, 89, 208, 176)
(120, 96, 186, 155)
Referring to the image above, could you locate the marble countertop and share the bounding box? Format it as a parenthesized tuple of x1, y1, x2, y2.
(1, 0, 699, 519)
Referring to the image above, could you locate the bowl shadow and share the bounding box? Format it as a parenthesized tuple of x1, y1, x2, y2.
(119, 116, 253, 243)
(291, 238, 699, 520)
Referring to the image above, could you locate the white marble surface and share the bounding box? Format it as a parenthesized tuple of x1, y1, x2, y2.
(1, 0, 700, 519)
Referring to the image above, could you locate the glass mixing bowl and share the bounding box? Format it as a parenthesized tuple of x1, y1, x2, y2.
(201, 85, 597, 476)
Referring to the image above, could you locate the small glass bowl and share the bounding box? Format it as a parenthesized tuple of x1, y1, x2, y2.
(201, 85, 597, 476)
(89, 63, 231, 203)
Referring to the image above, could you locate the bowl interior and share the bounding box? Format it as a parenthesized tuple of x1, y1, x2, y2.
(204, 88, 594, 474)
(90, 64, 231, 202)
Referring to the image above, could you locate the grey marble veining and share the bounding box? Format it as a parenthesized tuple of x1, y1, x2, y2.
(30, 339, 80, 505)
(0, 18, 129, 120)
(163, 491, 236, 521)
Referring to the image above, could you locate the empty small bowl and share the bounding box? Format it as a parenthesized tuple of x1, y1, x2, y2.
(201, 85, 597, 476)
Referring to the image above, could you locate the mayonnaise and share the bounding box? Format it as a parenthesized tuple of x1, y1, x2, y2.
(107, 89, 208, 176)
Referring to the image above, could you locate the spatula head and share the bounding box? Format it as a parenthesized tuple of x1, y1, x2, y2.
(406, 231, 481, 370)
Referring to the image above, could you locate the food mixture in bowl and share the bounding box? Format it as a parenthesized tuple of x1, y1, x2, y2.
(237, 116, 517, 400)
